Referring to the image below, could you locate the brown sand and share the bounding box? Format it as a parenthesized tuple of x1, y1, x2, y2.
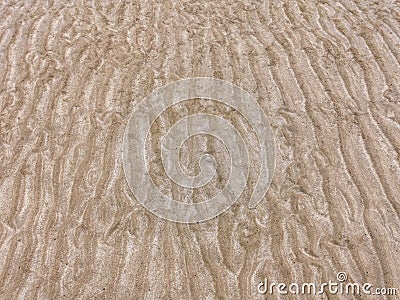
(0, 0, 399, 299)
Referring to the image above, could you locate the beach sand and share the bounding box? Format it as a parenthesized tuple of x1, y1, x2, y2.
(0, 1, 399, 299)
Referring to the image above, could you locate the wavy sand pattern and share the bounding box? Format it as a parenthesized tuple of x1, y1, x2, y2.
(0, 1, 399, 299)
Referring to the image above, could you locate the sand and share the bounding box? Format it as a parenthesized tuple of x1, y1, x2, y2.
(0, 0, 399, 299)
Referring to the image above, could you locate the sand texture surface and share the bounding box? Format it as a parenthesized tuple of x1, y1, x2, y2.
(0, 0, 400, 299)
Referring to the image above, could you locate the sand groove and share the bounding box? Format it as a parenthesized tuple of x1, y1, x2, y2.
(0, 0, 399, 299)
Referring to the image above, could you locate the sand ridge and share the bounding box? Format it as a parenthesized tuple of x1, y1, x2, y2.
(0, 0, 399, 299)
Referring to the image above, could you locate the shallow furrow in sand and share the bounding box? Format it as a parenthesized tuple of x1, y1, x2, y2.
(0, 1, 399, 299)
